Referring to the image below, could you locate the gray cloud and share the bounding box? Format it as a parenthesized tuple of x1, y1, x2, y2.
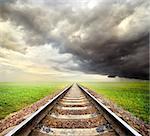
(0, 0, 149, 80)
(73, 34, 149, 80)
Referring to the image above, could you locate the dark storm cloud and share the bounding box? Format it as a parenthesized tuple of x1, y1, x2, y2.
(72, 34, 149, 80)
(0, 0, 149, 79)
(61, 0, 150, 80)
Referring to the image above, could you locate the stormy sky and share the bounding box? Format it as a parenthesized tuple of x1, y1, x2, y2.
(0, 0, 149, 81)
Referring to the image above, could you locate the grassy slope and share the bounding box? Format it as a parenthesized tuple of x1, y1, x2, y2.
(81, 82, 149, 122)
(0, 82, 68, 119)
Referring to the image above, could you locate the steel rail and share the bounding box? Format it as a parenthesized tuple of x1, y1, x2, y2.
(5, 85, 72, 136)
(78, 84, 142, 136)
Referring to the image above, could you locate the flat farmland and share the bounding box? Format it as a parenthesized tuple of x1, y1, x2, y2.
(81, 81, 149, 123)
(0, 82, 67, 120)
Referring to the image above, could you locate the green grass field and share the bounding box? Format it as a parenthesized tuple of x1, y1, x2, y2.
(81, 81, 149, 123)
(0, 82, 68, 120)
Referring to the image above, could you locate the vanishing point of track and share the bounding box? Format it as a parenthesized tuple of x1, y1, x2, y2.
(5, 84, 141, 136)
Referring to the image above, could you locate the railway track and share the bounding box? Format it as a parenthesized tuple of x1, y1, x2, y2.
(5, 84, 141, 136)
